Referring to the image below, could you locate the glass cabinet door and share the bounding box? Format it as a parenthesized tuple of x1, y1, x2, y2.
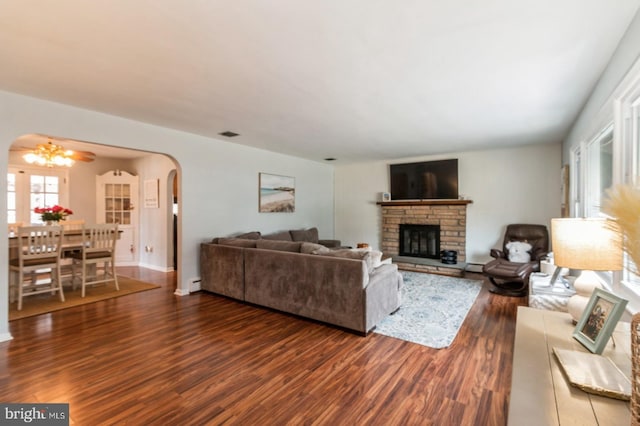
(104, 183, 132, 224)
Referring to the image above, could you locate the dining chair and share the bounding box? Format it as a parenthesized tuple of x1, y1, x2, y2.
(59, 219, 86, 283)
(70, 224, 119, 297)
(7, 222, 23, 235)
(60, 219, 85, 231)
(9, 225, 65, 311)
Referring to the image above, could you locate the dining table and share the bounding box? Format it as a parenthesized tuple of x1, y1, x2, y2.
(8, 227, 122, 263)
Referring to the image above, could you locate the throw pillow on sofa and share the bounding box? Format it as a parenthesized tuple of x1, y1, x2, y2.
(369, 250, 383, 268)
(312, 248, 384, 274)
(290, 227, 319, 244)
(234, 231, 261, 240)
(301, 242, 329, 254)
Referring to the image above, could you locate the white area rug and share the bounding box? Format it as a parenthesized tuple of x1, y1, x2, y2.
(374, 271, 482, 349)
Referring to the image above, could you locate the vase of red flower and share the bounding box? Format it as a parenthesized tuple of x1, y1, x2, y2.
(34, 205, 73, 223)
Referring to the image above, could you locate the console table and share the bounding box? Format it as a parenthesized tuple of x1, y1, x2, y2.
(508, 306, 631, 425)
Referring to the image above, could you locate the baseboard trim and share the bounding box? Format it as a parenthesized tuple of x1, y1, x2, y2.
(138, 262, 174, 273)
(174, 288, 190, 296)
(0, 332, 14, 343)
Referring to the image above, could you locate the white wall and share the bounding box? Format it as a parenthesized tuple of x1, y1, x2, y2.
(563, 9, 640, 160)
(334, 143, 562, 265)
(134, 153, 178, 271)
(0, 90, 334, 341)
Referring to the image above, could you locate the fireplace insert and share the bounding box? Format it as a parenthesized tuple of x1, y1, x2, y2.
(398, 224, 440, 259)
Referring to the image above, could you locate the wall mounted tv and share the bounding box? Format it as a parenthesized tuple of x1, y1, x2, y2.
(389, 159, 458, 200)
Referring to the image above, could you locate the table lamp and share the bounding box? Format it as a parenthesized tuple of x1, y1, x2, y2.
(551, 218, 623, 323)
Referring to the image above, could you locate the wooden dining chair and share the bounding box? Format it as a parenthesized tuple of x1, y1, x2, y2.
(70, 224, 119, 297)
(60, 219, 85, 231)
(9, 225, 65, 311)
(59, 219, 86, 283)
(7, 222, 23, 235)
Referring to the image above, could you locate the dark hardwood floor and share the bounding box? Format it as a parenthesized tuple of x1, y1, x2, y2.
(0, 267, 526, 425)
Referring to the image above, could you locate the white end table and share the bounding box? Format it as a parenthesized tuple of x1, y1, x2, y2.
(529, 272, 575, 312)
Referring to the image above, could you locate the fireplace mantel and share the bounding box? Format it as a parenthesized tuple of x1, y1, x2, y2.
(377, 199, 472, 207)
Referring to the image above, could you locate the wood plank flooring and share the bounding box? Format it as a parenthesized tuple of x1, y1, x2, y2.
(0, 267, 526, 425)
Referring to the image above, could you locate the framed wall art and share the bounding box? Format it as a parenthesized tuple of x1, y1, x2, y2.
(144, 178, 159, 209)
(259, 173, 295, 213)
(573, 288, 628, 354)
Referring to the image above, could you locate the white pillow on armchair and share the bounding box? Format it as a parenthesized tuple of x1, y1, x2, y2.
(506, 241, 532, 263)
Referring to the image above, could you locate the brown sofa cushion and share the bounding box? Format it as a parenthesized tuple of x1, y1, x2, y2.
(262, 230, 293, 241)
(314, 248, 381, 273)
(301, 242, 329, 254)
(256, 239, 302, 252)
(218, 238, 258, 248)
(290, 227, 319, 244)
(234, 231, 261, 240)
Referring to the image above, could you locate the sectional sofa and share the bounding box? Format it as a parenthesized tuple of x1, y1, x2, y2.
(200, 229, 403, 334)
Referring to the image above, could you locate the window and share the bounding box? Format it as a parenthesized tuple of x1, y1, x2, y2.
(572, 125, 614, 218)
(586, 125, 614, 217)
(569, 57, 640, 312)
(619, 91, 640, 293)
(7, 173, 17, 223)
(7, 166, 69, 225)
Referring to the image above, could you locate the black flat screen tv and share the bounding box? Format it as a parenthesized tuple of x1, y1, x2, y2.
(389, 159, 458, 200)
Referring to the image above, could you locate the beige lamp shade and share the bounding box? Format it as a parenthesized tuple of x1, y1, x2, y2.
(551, 218, 623, 271)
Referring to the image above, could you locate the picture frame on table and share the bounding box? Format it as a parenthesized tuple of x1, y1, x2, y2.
(573, 288, 628, 354)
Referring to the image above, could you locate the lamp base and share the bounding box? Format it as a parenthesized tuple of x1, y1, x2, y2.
(567, 271, 602, 324)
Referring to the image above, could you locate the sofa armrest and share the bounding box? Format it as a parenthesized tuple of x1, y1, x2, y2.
(200, 243, 245, 300)
(364, 264, 403, 333)
(318, 239, 341, 248)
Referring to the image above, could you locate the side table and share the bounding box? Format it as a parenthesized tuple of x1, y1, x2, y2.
(529, 272, 575, 312)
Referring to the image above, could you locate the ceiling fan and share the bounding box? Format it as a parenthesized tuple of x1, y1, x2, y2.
(11, 135, 96, 167)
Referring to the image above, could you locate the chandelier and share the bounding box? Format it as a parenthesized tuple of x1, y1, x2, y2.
(23, 140, 75, 167)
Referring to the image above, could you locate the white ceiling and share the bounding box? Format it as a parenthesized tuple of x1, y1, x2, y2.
(1, 1, 639, 163)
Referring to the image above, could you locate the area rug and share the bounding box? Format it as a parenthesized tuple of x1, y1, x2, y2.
(9, 276, 160, 321)
(374, 271, 482, 349)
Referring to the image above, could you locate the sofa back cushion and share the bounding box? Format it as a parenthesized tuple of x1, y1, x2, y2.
(262, 230, 293, 241)
(217, 238, 258, 248)
(234, 231, 261, 240)
(315, 248, 368, 260)
(301, 242, 329, 254)
(290, 227, 319, 243)
(314, 248, 384, 274)
(256, 239, 302, 252)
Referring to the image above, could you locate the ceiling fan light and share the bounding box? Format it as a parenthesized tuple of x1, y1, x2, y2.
(23, 152, 38, 164)
(22, 140, 77, 167)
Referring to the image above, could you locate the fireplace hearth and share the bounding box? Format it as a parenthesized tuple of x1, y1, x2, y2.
(399, 224, 440, 259)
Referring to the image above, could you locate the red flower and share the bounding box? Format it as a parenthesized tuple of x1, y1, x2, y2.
(33, 205, 73, 222)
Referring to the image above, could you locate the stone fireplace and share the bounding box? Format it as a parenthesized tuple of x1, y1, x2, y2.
(378, 199, 472, 277)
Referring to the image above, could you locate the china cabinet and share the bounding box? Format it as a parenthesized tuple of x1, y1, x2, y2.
(96, 170, 139, 265)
